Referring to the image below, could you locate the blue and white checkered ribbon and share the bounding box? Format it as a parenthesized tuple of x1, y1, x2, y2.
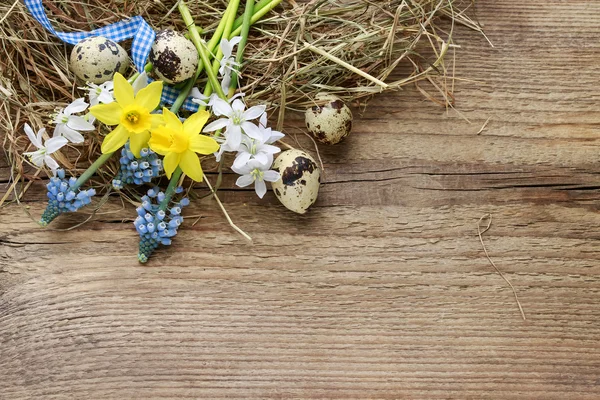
(24, 0, 199, 111)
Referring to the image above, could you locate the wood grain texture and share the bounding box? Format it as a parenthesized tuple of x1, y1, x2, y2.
(2, 1, 600, 398)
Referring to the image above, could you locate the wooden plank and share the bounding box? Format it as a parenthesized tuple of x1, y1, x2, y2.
(2, 0, 600, 398)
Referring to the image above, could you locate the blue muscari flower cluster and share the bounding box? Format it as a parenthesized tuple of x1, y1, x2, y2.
(40, 169, 96, 226)
(112, 142, 162, 190)
(135, 186, 190, 263)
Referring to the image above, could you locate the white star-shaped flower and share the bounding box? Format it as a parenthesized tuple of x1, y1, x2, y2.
(23, 123, 68, 173)
(85, 81, 114, 106)
(203, 97, 266, 157)
(219, 36, 242, 77)
(52, 98, 95, 143)
(232, 159, 280, 199)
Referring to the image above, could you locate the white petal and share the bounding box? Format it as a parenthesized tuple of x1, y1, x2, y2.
(211, 97, 233, 117)
(190, 87, 208, 100)
(220, 71, 231, 94)
(254, 152, 269, 166)
(191, 98, 208, 107)
(45, 136, 68, 153)
(53, 124, 63, 138)
(229, 92, 245, 102)
(24, 123, 43, 148)
(263, 170, 281, 182)
(231, 99, 246, 113)
(190, 87, 202, 98)
(259, 112, 267, 128)
(36, 128, 46, 147)
(102, 81, 114, 90)
(266, 130, 285, 144)
(229, 36, 242, 47)
(132, 71, 149, 95)
(203, 118, 229, 132)
(243, 104, 266, 121)
(98, 91, 114, 104)
(255, 179, 267, 199)
(220, 38, 233, 58)
(246, 158, 267, 170)
(260, 144, 281, 154)
(233, 151, 252, 169)
(213, 146, 225, 162)
(226, 124, 242, 150)
(64, 98, 88, 115)
(61, 126, 85, 143)
(235, 174, 255, 188)
(67, 116, 95, 131)
(207, 93, 221, 107)
(26, 150, 45, 167)
(44, 155, 59, 171)
(241, 121, 262, 140)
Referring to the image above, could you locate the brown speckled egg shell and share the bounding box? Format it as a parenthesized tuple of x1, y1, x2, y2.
(305, 93, 353, 145)
(149, 30, 198, 84)
(271, 149, 321, 214)
(70, 36, 129, 84)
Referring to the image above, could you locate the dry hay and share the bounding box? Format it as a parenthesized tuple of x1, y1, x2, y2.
(0, 0, 482, 202)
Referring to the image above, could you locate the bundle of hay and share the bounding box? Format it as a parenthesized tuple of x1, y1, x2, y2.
(0, 0, 480, 197)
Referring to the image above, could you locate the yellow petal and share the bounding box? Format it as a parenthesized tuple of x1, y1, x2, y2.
(162, 108, 182, 132)
(129, 131, 151, 157)
(189, 133, 220, 155)
(113, 73, 134, 107)
(135, 81, 163, 111)
(180, 150, 204, 182)
(148, 125, 173, 155)
(101, 125, 129, 154)
(90, 102, 122, 125)
(183, 110, 210, 135)
(151, 114, 165, 129)
(163, 152, 181, 179)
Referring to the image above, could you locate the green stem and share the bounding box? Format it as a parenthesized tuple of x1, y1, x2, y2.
(158, 167, 183, 212)
(72, 151, 114, 191)
(230, 0, 281, 37)
(169, 72, 197, 114)
(229, 0, 255, 96)
(178, 0, 226, 99)
(231, 0, 276, 31)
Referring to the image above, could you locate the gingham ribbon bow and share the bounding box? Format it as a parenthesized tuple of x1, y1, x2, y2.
(24, 0, 200, 111)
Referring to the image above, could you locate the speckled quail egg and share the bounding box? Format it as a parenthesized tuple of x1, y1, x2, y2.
(70, 36, 129, 84)
(149, 30, 198, 84)
(271, 149, 321, 214)
(305, 93, 353, 145)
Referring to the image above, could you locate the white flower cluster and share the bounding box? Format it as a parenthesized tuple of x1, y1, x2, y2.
(23, 73, 152, 173)
(191, 37, 284, 199)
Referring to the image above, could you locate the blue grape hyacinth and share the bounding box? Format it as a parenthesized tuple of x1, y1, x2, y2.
(135, 186, 189, 263)
(112, 142, 162, 190)
(40, 169, 96, 226)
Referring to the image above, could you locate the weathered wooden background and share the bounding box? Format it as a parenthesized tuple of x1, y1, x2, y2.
(2, 1, 600, 398)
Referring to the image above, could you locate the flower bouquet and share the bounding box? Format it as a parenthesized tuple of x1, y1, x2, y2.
(1, 0, 480, 262)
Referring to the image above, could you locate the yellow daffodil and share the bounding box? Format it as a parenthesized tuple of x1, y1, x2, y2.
(149, 108, 220, 182)
(89, 73, 163, 156)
